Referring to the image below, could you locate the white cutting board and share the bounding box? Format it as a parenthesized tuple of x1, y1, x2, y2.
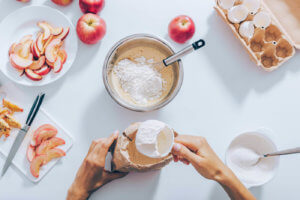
(0, 83, 73, 183)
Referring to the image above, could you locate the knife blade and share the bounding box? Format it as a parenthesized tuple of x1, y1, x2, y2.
(1, 93, 45, 176)
(1, 125, 29, 176)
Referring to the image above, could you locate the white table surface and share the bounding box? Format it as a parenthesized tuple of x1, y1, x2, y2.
(0, 0, 299, 199)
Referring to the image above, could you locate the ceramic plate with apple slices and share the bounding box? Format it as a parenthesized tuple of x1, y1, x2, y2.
(0, 83, 73, 183)
(0, 5, 78, 86)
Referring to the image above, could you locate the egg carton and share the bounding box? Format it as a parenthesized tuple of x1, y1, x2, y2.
(214, 0, 300, 71)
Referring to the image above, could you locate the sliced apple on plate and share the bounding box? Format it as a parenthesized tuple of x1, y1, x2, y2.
(31, 124, 57, 146)
(58, 49, 67, 64)
(30, 155, 47, 178)
(55, 27, 69, 41)
(36, 137, 65, 155)
(35, 65, 51, 76)
(44, 148, 66, 164)
(53, 57, 63, 73)
(27, 145, 36, 162)
(29, 56, 45, 70)
(35, 126, 58, 146)
(36, 33, 44, 53)
(45, 39, 62, 63)
(10, 54, 33, 70)
(38, 21, 52, 41)
(52, 27, 63, 36)
(25, 69, 43, 81)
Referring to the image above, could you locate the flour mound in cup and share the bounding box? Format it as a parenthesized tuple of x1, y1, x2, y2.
(111, 122, 176, 172)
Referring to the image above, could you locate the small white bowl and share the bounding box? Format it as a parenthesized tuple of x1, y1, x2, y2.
(225, 128, 280, 188)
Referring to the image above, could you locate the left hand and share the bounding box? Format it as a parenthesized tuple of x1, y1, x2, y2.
(67, 131, 128, 200)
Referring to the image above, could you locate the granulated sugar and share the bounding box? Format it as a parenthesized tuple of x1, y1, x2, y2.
(113, 57, 164, 105)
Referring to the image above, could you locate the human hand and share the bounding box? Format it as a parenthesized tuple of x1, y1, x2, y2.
(172, 135, 228, 182)
(172, 135, 256, 200)
(67, 131, 128, 200)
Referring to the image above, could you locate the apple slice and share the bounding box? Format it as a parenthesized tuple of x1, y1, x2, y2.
(36, 33, 44, 52)
(9, 43, 17, 56)
(52, 27, 63, 36)
(42, 35, 53, 54)
(44, 148, 66, 164)
(35, 65, 51, 76)
(25, 69, 43, 81)
(20, 40, 33, 58)
(10, 54, 33, 70)
(35, 128, 58, 146)
(55, 27, 69, 40)
(27, 145, 36, 162)
(53, 57, 63, 73)
(36, 137, 65, 155)
(38, 21, 52, 41)
(46, 59, 54, 68)
(19, 35, 32, 43)
(31, 124, 57, 146)
(29, 56, 45, 70)
(30, 155, 47, 178)
(32, 42, 41, 59)
(45, 39, 62, 63)
(58, 49, 67, 64)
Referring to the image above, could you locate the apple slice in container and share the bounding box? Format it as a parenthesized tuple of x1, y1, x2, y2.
(53, 57, 63, 73)
(35, 65, 51, 76)
(32, 42, 41, 59)
(20, 40, 33, 58)
(52, 27, 63, 36)
(29, 56, 45, 70)
(55, 27, 69, 40)
(25, 69, 43, 81)
(58, 49, 67, 64)
(38, 21, 52, 41)
(45, 39, 62, 63)
(36, 33, 44, 53)
(10, 54, 33, 70)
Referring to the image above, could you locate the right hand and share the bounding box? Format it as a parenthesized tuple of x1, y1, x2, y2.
(172, 135, 228, 182)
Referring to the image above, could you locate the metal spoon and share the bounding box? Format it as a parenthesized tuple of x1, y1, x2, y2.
(252, 147, 300, 166)
(128, 39, 206, 71)
(152, 39, 206, 71)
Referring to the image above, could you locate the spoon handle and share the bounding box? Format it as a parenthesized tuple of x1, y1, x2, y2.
(163, 39, 205, 66)
(264, 147, 300, 157)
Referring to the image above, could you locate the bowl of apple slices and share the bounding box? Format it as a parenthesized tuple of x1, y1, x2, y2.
(0, 6, 78, 86)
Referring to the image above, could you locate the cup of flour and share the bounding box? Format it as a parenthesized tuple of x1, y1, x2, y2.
(135, 120, 174, 158)
(225, 128, 279, 188)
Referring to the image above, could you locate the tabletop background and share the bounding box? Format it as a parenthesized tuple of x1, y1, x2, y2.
(0, 0, 299, 199)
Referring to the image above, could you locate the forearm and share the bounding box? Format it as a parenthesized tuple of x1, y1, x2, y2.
(217, 168, 256, 200)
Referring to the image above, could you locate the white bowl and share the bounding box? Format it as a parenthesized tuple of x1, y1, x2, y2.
(0, 5, 78, 87)
(225, 128, 280, 188)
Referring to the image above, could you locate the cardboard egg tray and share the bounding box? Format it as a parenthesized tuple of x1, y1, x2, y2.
(214, 0, 300, 71)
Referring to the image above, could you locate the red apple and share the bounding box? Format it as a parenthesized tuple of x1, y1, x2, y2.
(51, 0, 73, 6)
(79, 0, 105, 14)
(17, 0, 30, 2)
(76, 13, 106, 44)
(168, 15, 195, 44)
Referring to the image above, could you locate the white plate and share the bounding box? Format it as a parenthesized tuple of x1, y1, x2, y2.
(0, 5, 78, 87)
(0, 83, 73, 183)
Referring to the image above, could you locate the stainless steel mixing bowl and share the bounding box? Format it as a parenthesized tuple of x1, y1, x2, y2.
(102, 34, 183, 112)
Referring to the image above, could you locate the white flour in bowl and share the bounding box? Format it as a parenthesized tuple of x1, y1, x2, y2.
(113, 57, 165, 105)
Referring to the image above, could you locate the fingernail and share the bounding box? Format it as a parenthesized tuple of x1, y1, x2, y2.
(173, 143, 181, 152)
